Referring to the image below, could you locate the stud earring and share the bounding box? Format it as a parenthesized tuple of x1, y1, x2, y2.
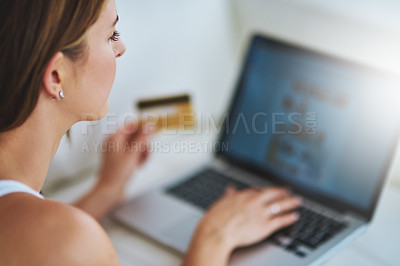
(59, 91, 65, 99)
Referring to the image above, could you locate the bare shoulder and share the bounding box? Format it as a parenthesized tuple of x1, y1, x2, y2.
(0, 193, 119, 266)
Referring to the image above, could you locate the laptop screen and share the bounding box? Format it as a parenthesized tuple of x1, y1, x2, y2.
(219, 35, 400, 216)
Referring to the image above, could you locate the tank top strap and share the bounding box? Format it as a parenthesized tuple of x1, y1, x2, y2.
(0, 180, 44, 199)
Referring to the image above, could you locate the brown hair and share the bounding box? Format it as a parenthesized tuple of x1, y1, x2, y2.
(0, 0, 107, 133)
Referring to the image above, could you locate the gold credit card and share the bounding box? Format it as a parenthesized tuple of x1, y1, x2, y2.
(136, 94, 195, 131)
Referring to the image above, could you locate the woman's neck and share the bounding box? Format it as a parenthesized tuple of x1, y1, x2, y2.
(0, 98, 73, 192)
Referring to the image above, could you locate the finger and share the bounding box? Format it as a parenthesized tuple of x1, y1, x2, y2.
(139, 142, 151, 164)
(124, 120, 139, 131)
(266, 212, 299, 234)
(128, 122, 155, 143)
(241, 187, 261, 194)
(224, 186, 237, 196)
(236, 188, 261, 199)
(139, 150, 149, 165)
(128, 126, 155, 157)
(143, 122, 157, 135)
(145, 125, 157, 141)
(114, 120, 140, 141)
(257, 187, 291, 204)
(125, 126, 148, 148)
(265, 196, 302, 217)
(130, 138, 148, 155)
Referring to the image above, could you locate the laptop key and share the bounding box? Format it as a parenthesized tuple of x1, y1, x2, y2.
(166, 169, 250, 210)
(271, 206, 347, 253)
(295, 251, 306, 257)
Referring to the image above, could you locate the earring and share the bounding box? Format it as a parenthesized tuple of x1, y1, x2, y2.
(59, 91, 65, 99)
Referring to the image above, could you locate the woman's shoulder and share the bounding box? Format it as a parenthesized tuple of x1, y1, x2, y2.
(0, 193, 119, 266)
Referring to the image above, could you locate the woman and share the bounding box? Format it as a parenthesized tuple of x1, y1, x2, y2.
(0, 0, 302, 265)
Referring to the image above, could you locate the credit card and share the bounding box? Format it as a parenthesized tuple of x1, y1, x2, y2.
(136, 94, 195, 131)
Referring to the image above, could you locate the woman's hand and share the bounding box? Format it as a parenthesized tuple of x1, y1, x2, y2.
(183, 187, 302, 266)
(97, 121, 154, 193)
(75, 121, 155, 220)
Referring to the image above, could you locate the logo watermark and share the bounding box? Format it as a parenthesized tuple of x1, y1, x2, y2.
(79, 111, 318, 136)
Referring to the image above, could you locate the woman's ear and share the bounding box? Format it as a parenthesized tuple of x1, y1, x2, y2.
(42, 52, 64, 100)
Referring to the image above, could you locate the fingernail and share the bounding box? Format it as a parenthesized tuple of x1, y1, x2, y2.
(294, 197, 303, 204)
(146, 124, 156, 133)
(225, 186, 236, 195)
(292, 213, 300, 220)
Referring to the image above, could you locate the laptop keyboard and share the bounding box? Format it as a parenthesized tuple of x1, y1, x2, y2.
(166, 169, 347, 258)
(166, 169, 250, 210)
(265, 206, 347, 257)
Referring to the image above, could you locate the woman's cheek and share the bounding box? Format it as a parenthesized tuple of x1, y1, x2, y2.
(98, 49, 117, 97)
(105, 56, 116, 98)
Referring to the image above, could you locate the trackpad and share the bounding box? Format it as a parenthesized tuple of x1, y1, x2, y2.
(161, 214, 202, 252)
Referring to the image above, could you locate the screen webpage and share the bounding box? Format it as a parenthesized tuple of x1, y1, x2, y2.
(223, 38, 400, 211)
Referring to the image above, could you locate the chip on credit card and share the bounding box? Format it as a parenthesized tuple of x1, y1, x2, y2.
(136, 94, 195, 131)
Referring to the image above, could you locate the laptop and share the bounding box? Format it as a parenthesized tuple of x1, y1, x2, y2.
(112, 34, 400, 265)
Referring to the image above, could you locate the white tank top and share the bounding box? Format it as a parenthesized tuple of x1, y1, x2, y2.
(0, 180, 44, 199)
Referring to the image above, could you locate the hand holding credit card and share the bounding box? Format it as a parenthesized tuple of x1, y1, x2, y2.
(136, 94, 195, 131)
